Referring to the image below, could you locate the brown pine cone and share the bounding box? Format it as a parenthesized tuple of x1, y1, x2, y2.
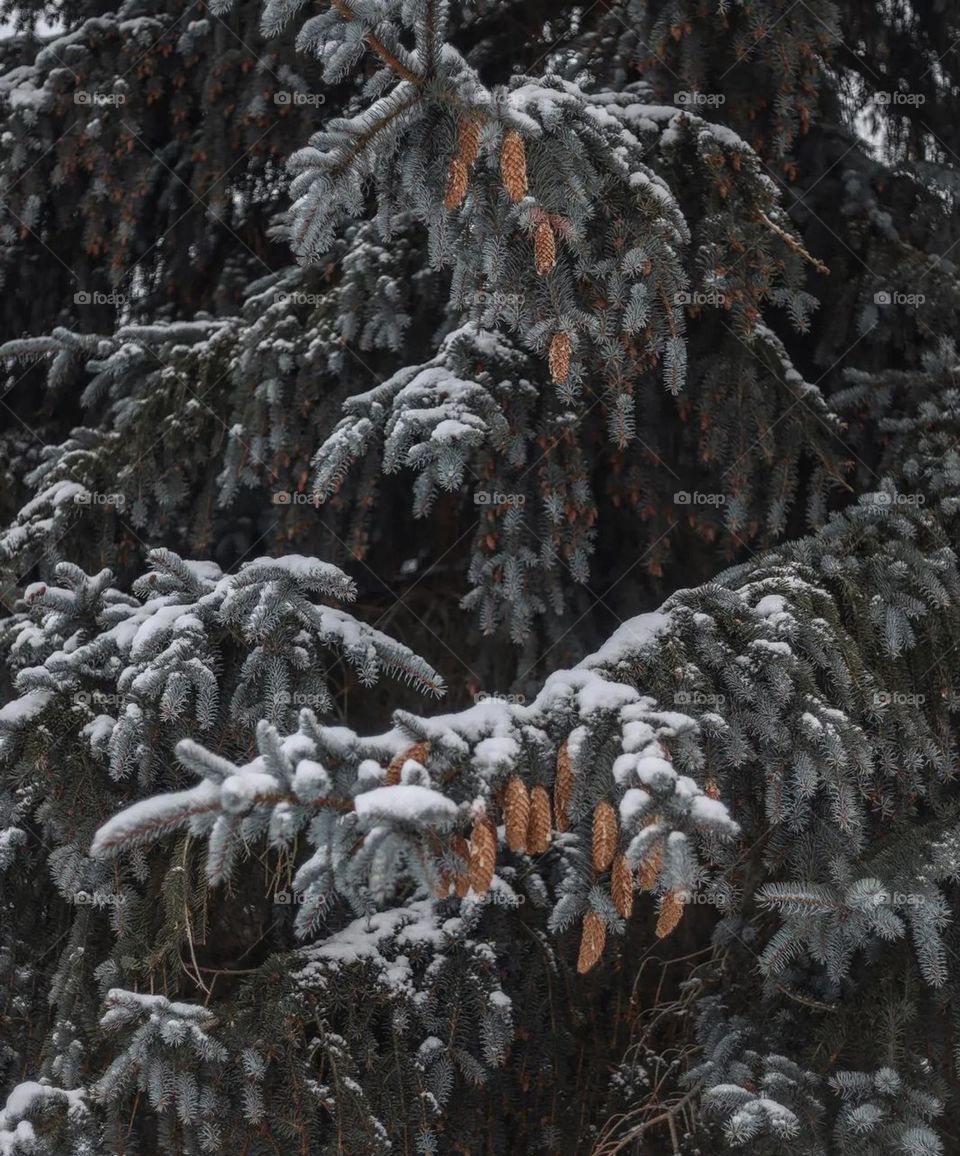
(444, 157, 469, 209)
(500, 129, 528, 202)
(548, 331, 571, 384)
(611, 853, 634, 918)
(591, 800, 618, 873)
(458, 115, 481, 168)
(468, 819, 496, 894)
(385, 740, 430, 786)
(577, 910, 606, 974)
(554, 739, 574, 831)
(655, 889, 685, 938)
(526, 786, 552, 854)
(534, 220, 556, 274)
(504, 776, 531, 853)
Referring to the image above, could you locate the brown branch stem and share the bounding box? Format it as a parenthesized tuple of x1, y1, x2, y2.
(757, 210, 830, 275)
(331, 0, 424, 86)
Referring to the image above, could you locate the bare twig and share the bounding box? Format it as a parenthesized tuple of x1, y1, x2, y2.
(757, 210, 830, 275)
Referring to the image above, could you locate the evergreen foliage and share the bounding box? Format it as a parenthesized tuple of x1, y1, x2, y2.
(1, 0, 959, 1152)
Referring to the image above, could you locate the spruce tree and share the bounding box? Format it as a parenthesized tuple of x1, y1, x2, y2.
(0, 0, 958, 1152)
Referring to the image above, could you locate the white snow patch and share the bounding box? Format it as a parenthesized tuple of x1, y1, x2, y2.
(354, 785, 457, 825)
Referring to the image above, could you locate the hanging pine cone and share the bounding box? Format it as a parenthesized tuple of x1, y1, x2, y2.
(638, 843, 664, 891)
(385, 740, 430, 786)
(504, 776, 530, 852)
(554, 739, 574, 831)
(577, 910, 606, 974)
(458, 115, 481, 168)
(655, 889, 685, 939)
(705, 776, 720, 800)
(534, 219, 556, 274)
(468, 819, 496, 894)
(526, 786, 552, 854)
(592, 800, 618, 872)
(548, 331, 571, 384)
(611, 852, 634, 918)
(444, 157, 469, 209)
(500, 129, 528, 202)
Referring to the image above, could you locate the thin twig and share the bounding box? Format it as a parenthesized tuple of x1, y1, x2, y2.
(757, 210, 830, 275)
(181, 838, 211, 996)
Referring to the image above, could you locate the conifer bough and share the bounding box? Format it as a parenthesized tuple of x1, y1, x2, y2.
(1, 0, 959, 1152)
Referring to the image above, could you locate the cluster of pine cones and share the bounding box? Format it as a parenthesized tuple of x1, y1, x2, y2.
(384, 738, 687, 976)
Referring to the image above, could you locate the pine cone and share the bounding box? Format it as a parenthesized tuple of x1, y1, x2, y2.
(655, 889, 685, 939)
(504, 776, 530, 852)
(592, 800, 618, 873)
(577, 910, 606, 974)
(548, 331, 571, 384)
(468, 819, 496, 894)
(500, 129, 528, 202)
(638, 837, 664, 892)
(385, 740, 430, 786)
(611, 852, 634, 918)
(534, 220, 556, 274)
(457, 116, 481, 168)
(444, 157, 469, 210)
(526, 786, 552, 854)
(705, 776, 720, 800)
(554, 739, 574, 831)
(454, 873, 471, 898)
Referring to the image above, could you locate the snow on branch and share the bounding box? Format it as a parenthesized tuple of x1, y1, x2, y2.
(90, 448, 960, 984)
(91, 599, 738, 964)
(0, 547, 444, 793)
